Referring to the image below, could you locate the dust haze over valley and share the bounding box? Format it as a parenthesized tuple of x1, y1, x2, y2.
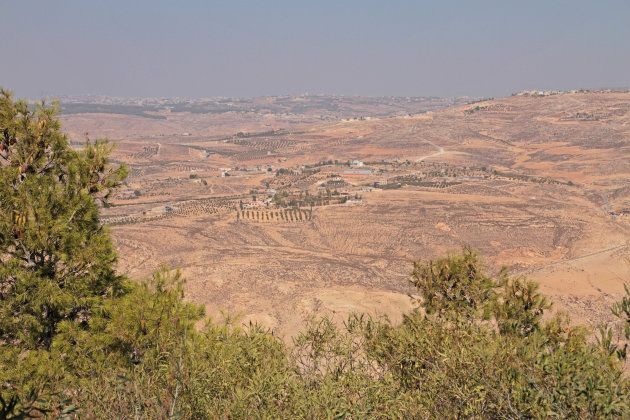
(59, 91, 630, 338)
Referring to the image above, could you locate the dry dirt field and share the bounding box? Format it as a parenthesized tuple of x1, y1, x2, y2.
(60, 92, 630, 338)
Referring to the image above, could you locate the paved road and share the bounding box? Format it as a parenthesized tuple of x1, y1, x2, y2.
(510, 243, 630, 276)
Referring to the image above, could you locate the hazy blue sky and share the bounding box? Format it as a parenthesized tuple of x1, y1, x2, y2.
(1, 1, 629, 99)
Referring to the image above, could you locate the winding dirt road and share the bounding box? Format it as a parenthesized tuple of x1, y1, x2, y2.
(510, 243, 630, 277)
(411, 125, 445, 162)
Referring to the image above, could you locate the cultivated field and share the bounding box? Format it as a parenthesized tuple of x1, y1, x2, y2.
(60, 92, 630, 338)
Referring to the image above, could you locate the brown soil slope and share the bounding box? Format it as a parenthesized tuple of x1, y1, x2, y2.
(61, 92, 630, 337)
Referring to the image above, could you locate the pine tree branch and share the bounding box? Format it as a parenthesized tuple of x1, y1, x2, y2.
(169, 311, 188, 419)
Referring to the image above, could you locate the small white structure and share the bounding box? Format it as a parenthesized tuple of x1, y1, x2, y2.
(351, 160, 365, 167)
(245, 201, 265, 208)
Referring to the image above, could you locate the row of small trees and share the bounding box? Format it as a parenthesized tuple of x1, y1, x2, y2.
(237, 208, 312, 222)
(175, 199, 234, 217)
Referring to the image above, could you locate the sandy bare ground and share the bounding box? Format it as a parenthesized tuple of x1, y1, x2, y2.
(59, 91, 630, 337)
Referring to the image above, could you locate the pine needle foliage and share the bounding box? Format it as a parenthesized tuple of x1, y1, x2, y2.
(410, 247, 495, 321)
(0, 90, 128, 350)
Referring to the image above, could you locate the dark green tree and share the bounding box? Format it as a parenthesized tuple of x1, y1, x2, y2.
(410, 246, 495, 321)
(493, 273, 550, 336)
(0, 90, 128, 349)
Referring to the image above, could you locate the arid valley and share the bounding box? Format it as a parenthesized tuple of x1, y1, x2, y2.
(60, 91, 630, 338)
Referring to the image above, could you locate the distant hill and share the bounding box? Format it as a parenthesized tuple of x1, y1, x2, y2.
(57, 94, 483, 120)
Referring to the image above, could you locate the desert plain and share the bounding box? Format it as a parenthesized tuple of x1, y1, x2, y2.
(59, 91, 630, 338)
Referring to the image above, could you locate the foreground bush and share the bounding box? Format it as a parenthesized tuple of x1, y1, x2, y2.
(2, 255, 628, 419)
